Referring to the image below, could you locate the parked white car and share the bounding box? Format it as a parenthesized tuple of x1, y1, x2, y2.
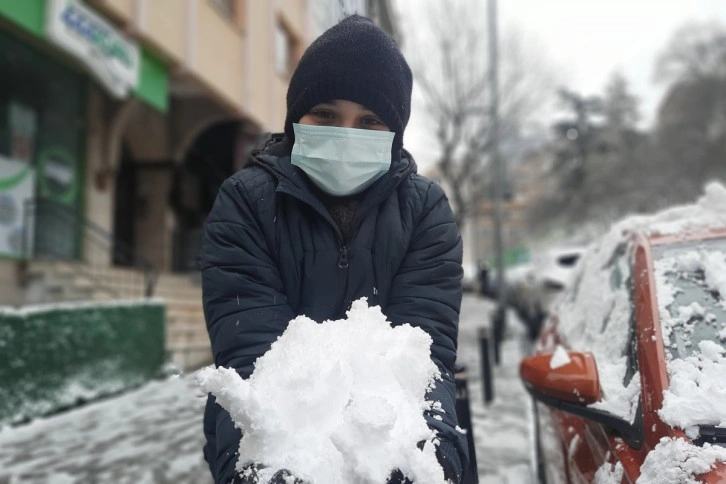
(529, 246, 584, 310)
(505, 246, 584, 339)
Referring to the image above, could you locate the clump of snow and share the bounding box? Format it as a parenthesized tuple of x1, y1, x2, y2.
(637, 437, 726, 483)
(699, 340, 725, 361)
(567, 434, 581, 459)
(629, 181, 726, 237)
(673, 250, 704, 273)
(197, 299, 446, 484)
(657, 250, 726, 319)
(589, 369, 641, 421)
(549, 345, 571, 369)
(595, 461, 624, 484)
(700, 252, 726, 309)
(659, 340, 726, 438)
(678, 302, 705, 321)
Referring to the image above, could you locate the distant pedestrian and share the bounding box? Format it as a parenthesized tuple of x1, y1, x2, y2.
(202, 15, 468, 484)
(477, 261, 491, 298)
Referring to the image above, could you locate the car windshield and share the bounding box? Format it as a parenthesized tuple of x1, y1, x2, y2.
(652, 237, 726, 360)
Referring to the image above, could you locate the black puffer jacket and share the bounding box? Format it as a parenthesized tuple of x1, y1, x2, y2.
(202, 140, 467, 483)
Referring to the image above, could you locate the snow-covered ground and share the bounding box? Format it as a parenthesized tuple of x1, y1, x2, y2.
(456, 296, 535, 484)
(0, 376, 211, 483)
(0, 295, 534, 483)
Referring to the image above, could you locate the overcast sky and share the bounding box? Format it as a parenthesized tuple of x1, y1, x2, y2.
(394, 0, 726, 171)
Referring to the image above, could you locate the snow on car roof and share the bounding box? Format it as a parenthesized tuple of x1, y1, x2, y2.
(617, 182, 726, 241)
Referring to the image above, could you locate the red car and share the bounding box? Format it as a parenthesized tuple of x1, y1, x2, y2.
(520, 227, 726, 483)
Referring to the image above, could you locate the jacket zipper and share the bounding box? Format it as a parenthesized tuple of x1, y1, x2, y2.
(276, 163, 414, 273)
(277, 185, 351, 271)
(338, 245, 349, 269)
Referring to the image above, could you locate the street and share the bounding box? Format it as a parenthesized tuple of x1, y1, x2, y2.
(0, 295, 534, 483)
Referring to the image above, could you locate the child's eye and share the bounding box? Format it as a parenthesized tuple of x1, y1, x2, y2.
(310, 109, 334, 120)
(361, 116, 383, 126)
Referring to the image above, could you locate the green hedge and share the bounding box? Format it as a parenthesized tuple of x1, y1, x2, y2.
(0, 301, 165, 424)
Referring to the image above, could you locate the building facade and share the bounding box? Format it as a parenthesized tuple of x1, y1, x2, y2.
(0, 0, 397, 368)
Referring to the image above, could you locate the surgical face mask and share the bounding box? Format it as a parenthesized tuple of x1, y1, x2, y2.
(291, 123, 395, 197)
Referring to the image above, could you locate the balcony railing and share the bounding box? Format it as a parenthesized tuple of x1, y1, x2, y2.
(23, 199, 157, 299)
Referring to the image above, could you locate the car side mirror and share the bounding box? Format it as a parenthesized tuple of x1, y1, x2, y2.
(520, 350, 644, 449)
(520, 350, 601, 404)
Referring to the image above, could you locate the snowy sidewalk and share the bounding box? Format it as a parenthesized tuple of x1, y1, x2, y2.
(0, 376, 212, 483)
(0, 295, 534, 483)
(456, 295, 535, 484)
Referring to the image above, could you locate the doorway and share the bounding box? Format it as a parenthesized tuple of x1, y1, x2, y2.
(172, 121, 255, 272)
(113, 146, 136, 266)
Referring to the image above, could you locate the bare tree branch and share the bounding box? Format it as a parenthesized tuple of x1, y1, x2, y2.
(404, 0, 553, 229)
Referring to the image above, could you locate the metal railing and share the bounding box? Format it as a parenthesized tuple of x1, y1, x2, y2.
(23, 199, 157, 299)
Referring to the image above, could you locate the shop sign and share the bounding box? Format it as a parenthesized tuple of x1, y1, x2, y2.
(46, 0, 140, 98)
(0, 156, 35, 258)
(37, 147, 78, 206)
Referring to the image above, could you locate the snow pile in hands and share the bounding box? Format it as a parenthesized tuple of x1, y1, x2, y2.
(659, 341, 726, 439)
(637, 437, 726, 483)
(196, 299, 446, 484)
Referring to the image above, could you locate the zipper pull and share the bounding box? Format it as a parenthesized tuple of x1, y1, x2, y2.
(338, 245, 349, 269)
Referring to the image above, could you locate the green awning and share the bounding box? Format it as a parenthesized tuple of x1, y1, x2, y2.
(135, 48, 169, 112)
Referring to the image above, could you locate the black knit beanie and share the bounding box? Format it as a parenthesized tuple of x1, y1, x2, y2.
(285, 15, 413, 154)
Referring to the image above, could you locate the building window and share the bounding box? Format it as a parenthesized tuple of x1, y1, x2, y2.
(210, 0, 234, 19)
(312, 0, 367, 36)
(211, 0, 234, 18)
(275, 20, 297, 77)
(209, 0, 245, 30)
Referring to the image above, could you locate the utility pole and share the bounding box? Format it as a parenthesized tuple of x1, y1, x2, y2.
(488, 0, 507, 356)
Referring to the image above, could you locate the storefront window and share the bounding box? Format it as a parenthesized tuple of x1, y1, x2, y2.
(0, 29, 86, 260)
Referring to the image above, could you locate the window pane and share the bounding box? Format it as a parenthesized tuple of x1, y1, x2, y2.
(210, 0, 234, 18)
(275, 23, 289, 77)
